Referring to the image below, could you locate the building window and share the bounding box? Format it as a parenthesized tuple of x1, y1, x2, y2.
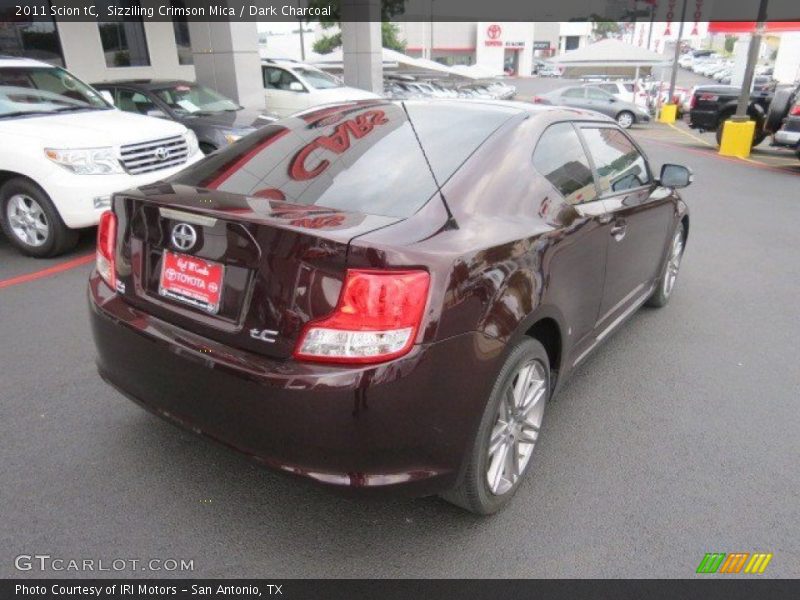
(171, 0, 193, 65)
(0, 19, 64, 66)
(98, 2, 150, 68)
(564, 36, 580, 51)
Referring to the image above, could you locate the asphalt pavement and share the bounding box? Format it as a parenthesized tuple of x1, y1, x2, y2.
(1, 119, 799, 578)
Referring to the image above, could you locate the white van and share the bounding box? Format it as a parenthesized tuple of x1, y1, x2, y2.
(0, 57, 204, 257)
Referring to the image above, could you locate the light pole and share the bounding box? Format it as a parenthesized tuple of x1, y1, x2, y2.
(298, 19, 306, 61)
(666, 0, 688, 108)
(719, 0, 770, 157)
(647, 3, 656, 50)
(734, 0, 769, 119)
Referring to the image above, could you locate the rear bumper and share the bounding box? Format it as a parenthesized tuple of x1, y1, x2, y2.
(774, 126, 800, 148)
(89, 274, 503, 496)
(688, 109, 717, 130)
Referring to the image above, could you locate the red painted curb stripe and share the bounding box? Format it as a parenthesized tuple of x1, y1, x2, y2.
(0, 253, 94, 290)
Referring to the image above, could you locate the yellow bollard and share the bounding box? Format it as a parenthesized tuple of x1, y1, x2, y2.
(718, 119, 756, 158)
(658, 104, 678, 123)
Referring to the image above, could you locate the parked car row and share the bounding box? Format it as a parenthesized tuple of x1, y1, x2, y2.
(679, 48, 776, 89)
(384, 76, 516, 101)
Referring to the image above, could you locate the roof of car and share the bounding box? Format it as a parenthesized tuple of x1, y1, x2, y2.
(0, 56, 54, 68)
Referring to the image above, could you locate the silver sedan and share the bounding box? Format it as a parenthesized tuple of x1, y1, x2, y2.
(536, 85, 651, 129)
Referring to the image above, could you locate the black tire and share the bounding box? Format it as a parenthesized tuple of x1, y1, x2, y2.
(616, 110, 635, 129)
(647, 221, 686, 308)
(764, 87, 795, 134)
(441, 338, 550, 515)
(200, 143, 217, 155)
(0, 177, 78, 258)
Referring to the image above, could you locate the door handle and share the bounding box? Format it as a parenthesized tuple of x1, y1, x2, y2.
(610, 220, 627, 241)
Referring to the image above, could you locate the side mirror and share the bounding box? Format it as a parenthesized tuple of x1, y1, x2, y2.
(288, 82, 304, 92)
(659, 164, 693, 188)
(99, 90, 114, 106)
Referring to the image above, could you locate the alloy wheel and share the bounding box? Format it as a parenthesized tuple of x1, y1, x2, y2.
(486, 359, 547, 496)
(617, 112, 634, 129)
(6, 194, 50, 247)
(663, 228, 684, 297)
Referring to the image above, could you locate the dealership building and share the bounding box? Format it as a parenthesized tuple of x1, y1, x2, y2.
(398, 21, 593, 74)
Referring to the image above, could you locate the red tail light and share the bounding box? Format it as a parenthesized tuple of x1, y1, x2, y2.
(790, 104, 800, 117)
(294, 269, 430, 364)
(96, 210, 117, 290)
(689, 93, 697, 109)
(532, 96, 546, 104)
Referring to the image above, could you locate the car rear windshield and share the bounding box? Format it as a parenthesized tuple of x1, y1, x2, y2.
(403, 101, 520, 184)
(171, 102, 438, 218)
(171, 101, 519, 218)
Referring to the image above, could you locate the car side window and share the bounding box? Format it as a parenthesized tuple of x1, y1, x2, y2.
(598, 84, 616, 94)
(115, 88, 157, 116)
(533, 122, 597, 205)
(580, 126, 651, 195)
(587, 87, 612, 101)
(263, 66, 303, 92)
(562, 87, 585, 99)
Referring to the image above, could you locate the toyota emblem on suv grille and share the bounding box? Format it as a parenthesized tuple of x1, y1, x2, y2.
(154, 146, 170, 161)
(171, 223, 197, 251)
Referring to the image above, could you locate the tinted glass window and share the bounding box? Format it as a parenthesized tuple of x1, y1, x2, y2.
(98, 5, 150, 67)
(624, 83, 635, 92)
(403, 101, 519, 185)
(580, 126, 651, 194)
(171, 103, 439, 218)
(533, 122, 597, 205)
(598, 84, 617, 94)
(562, 88, 585, 99)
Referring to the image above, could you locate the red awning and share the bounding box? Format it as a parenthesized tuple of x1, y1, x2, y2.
(708, 22, 800, 34)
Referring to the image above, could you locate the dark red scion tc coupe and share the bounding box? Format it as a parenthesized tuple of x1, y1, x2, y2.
(89, 99, 692, 514)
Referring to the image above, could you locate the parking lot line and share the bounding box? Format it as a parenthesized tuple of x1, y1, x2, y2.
(638, 135, 800, 177)
(667, 122, 715, 147)
(0, 253, 94, 290)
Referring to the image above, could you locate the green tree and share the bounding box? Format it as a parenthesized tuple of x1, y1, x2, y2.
(308, 0, 407, 54)
(591, 16, 621, 39)
(313, 21, 405, 55)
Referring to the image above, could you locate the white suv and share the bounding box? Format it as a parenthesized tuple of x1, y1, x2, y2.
(0, 57, 204, 257)
(262, 60, 380, 117)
